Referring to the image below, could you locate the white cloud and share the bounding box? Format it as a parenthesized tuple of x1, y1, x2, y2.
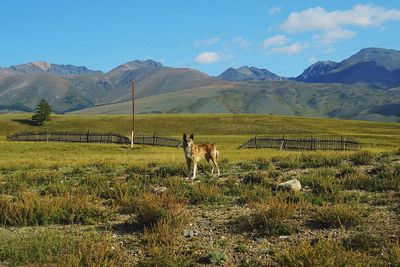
(233, 36, 251, 47)
(195, 37, 220, 47)
(194, 52, 220, 64)
(270, 43, 303, 55)
(315, 28, 356, 44)
(281, 4, 400, 33)
(269, 6, 282, 15)
(261, 35, 287, 49)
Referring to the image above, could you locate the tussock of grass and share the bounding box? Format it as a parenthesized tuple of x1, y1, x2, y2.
(241, 171, 267, 185)
(138, 202, 191, 266)
(343, 230, 387, 254)
(273, 152, 345, 169)
(237, 184, 272, 204)
(310, 203, 364, 229)
(301, 169, 341, 202)
(342, 162, 400, 191)
(189, 182, 225, 205)
(276, 238, 373, 267)
(0, 192, 107, 226)
(133, 192, 186, 228)
(244, 195, 296, 236)
(349, 150, 375, 165)
(0, 229, 125, 266)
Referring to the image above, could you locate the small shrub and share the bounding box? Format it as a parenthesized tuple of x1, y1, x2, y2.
(343, 231, 386, 254)
(0, 229, 125, 266)
(273, 153, 344, 169)
(252, 158, 271, 170)
(276, 238, 372, 267)
(151, 165, 183, 178)
(139, 215, 191, 267)
(0, 192, 107, 226)
(301, 169, 341, 202)
(189, 183, 224, 205)
(237, 184, 272, 204)
(207, 250, 228, 264)
(242, 171, 266, 185)
(349, 150, 375, 166)
(245, 195, 296, 236)
(388, 242, 400, 266)
(300, 153, 344, 168)
(336, 162, 356, 178)
(310, 203, 364, 229)
(133, 192, 186, 228)
(343, 163, 400, 191)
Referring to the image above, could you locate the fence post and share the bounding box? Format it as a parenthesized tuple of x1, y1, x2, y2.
(87, 130, 90, 143)
(153, 132, 156, 146)
(309, 136, 313, 150)
(46, 128, 49, 142)
(254, 135, 258, 149)
(280, 135, 285, 151)
(340, 136, 344, 150)
(66, 131, 68, 142)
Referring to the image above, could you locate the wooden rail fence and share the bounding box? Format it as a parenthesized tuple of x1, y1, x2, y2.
(7, 131, 131, 144)
(239, 136, 360, 151)
(6, 131, 182, 147)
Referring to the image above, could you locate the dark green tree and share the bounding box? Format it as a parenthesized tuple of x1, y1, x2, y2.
(32, 99, 53, 125)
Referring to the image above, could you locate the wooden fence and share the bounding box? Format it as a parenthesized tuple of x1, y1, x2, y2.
(239, 136, 360, 151)
(133, 133, 182, 147)
(7, 131, 131, 144)
(6, 131, 182, 147)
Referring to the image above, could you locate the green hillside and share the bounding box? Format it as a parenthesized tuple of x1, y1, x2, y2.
(73, 81, 400, 122)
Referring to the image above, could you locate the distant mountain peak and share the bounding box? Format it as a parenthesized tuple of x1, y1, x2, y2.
(31, 61, 51, 70)
(217, 66, 285, 81)
(296, 47, 400, 88)
(8, 61, 101, 76)
(109, 59, 163, 73)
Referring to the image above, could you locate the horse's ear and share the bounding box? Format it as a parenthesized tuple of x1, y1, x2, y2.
(190, 134, 194, 140)
(183, 133, 187, 139)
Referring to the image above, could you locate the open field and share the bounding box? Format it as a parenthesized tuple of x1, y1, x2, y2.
(0, 114, 400, 266)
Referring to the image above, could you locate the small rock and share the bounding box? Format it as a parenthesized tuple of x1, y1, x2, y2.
(183, 229, 194, 238)
(278, 178, 302, 192)
(279, 235, 289, 239)
(150, 186, 167, 193)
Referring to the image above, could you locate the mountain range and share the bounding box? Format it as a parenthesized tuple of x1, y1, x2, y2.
(1, 47, 400, 122)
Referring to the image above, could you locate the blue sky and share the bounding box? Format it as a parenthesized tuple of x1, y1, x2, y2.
(1, 0, 400, 76)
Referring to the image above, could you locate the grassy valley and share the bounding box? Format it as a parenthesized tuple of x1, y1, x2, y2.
(0, 114, 400, 265)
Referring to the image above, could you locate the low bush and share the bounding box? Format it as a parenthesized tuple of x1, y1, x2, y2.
(0, 192, 107, 226)
(245, 195, 296, 236)
(349, 150, 375, 166)
(242, 171, 266, 185)
(189, 183, 225, 205)
(0, 229, 125, 266)
(301, 169, 341, 202)
(273, 153, 345, 169)
(310, 203, 364, 229)
(237, 184, 272, 204)
(133, 192, 186, 228)
(342, 163, 400, 191)
(343, 231, 386, 254)
(276, 238, 373, 266)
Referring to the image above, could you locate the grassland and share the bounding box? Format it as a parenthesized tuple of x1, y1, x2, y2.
(0, 113, 399, 266)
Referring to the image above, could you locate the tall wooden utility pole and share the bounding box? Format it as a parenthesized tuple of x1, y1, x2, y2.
(131, 81, 135, 149)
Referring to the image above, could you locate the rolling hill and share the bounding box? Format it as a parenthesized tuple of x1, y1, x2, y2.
(1, 47, 400, 121)
(73, 81, 400, 122)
